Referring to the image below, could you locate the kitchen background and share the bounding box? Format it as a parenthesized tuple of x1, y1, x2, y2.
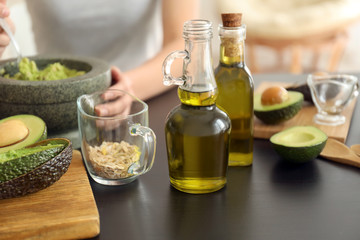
(5, 0, 360, 74)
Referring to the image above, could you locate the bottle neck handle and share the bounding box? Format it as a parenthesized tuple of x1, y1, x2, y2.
(162, 39, 216, 92)
(162, 50, 189, 86)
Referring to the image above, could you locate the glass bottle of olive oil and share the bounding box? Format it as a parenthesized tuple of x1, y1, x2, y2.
(215, 13, 254, 167)
(163, 20, 231, 194)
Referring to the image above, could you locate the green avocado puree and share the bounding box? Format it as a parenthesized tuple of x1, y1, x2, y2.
(4, 57, 85, 81)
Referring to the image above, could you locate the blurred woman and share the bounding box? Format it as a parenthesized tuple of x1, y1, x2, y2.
(0, 0, 199, 116)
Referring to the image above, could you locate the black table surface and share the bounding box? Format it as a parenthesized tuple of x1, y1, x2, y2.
(88, 73, 360, 240)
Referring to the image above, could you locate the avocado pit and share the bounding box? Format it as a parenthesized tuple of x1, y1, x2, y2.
(0, 115, 47, 153)
(261, 86, 289, 106)
(0, 119, 29, 147)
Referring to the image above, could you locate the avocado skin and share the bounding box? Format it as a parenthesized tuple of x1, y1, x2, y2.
(271, 141, 326, 163)
(254, 99, 303, 124)
(0, 145, 65, 183)
(0, 138, 72, 199)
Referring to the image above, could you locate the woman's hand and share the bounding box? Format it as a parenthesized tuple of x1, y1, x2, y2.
(94, 66, 134, 119)
(108, 66, 134, 95)
(0, 1, 14, 57)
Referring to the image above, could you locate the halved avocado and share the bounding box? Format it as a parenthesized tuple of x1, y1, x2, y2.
(0, 143, 66, 183)
(270, 126, 327, 163)
(0, 115, 47, 153)
(0, 138, 72, 199)
(254, 91, 304, 124)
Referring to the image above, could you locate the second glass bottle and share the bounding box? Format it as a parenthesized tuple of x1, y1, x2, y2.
(215, 13, 254, 167)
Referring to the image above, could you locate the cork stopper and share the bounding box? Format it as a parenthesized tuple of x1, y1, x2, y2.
(221, 13, 242, 27)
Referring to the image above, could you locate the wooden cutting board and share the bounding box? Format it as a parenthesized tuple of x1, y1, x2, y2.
(254, 82, 357, 143)
(0, 150, 100, 240)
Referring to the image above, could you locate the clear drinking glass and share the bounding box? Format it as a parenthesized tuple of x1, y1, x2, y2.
(77, 89, 156, 185)
(307, 74, 358, 126)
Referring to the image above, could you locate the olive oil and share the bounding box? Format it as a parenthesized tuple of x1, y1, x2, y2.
(178, 86, 217, 106)
(215, 64, 253, 166)
(165, 102, 230, 194)
(162, 20, 231, 193)
(215, 13, 254, 166)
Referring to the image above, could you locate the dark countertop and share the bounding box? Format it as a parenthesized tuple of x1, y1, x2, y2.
(88, 73, 360, 240)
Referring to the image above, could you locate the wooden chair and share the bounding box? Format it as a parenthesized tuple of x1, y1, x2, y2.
(246, 29, 349, 74)
(217, 0, 360, 74)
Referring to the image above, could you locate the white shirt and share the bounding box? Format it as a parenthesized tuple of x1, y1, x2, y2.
(26, 0, 163, 71)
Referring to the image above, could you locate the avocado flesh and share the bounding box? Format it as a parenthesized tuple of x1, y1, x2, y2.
(270, 126, 328, 163)
(0, 144, 64, 162)
(0, 115, 47, 153)
(0, 144, 65, 183)
(0, 138, 72, 199)
(254, 91, 304, 124)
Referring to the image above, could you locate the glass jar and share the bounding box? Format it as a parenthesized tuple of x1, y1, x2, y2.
(162, 20, 231, 194)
